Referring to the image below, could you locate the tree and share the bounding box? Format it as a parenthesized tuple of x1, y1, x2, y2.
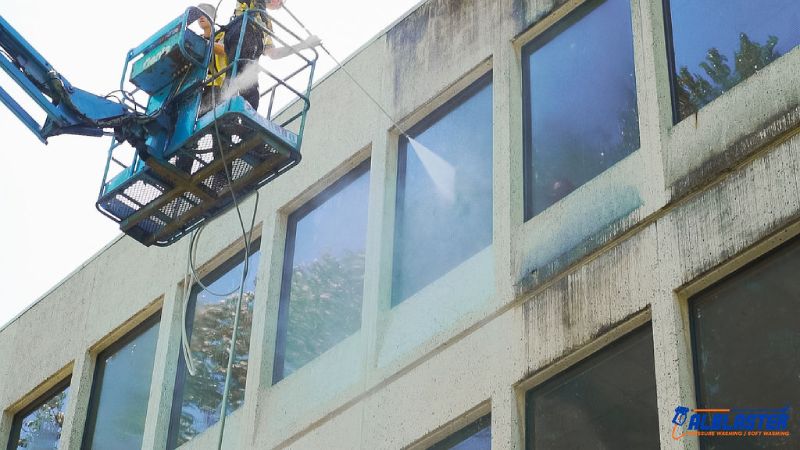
(177, 291, 255, 444)
(281, 250, 365, 377)
(675, 33, 781, 119)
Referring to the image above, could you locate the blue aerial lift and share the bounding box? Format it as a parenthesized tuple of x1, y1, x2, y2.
(0, 6, 317, 246)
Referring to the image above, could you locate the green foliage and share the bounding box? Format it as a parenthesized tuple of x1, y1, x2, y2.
(676, 33, 781, 119)
(282, 250, 365, 376)
(177, 291, 254, 444)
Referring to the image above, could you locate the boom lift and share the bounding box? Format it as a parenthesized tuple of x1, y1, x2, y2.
(0, 7, 317, 246)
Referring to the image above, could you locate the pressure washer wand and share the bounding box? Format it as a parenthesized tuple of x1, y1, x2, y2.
(282, 5, 412, 140)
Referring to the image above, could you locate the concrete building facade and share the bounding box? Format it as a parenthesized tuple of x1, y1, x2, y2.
(2, 0, 799, 449)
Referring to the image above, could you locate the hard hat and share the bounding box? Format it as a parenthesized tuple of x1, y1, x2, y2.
(197, 3, 216, 18)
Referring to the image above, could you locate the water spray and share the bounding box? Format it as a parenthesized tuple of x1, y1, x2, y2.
(282, 5, 457, 201)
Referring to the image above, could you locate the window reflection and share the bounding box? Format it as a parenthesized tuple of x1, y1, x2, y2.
(273, 161, 370, 382)
(9, 383, 70, 450)
(167, 243, 260, 449)
(526, 325, 659, 450)
(666, 0, 800, 121)
(690, 237, 800, 449)
(393, 75, 493, 306)
(523, 0, 640, 219)
(83, 316, 160, 450)
(429, 415, 491, 450)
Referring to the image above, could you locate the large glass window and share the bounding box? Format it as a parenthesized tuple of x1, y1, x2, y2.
(690, 237, 800, 449)
(666, 0, 800, 121)
(522, 0, 640, 219)
(82, 315, 160, 450)
(8, 381, 70, 450)
(393, 74, 493, 306)
(167, 242, 261, 449)
(525, 325, 659, 450)
(429, 415, 491, 450)
(273, 161, 370, 382)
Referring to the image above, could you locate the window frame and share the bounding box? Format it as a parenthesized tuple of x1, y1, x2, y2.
(661, 0, 683, 125)
(427, 414, 491, 450)
(81, 312, 161, 450)
(524, 323, 658, 450)
(272, 158, 371, 384)
(166, 238, 262, 449)
(7, 377, 71, 450)
(392, 71, 494, 306)
(520, 0, 640, 220)
(688, 233, 800, 415)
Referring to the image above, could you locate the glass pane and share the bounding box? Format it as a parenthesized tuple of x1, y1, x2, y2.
(667, 0, 800, 121)
(9, 384, 70, 450)
(429, 415, 491, 450)
(83, 318, 160, 450)
(526, 325, 659, 450)
(393, 76, 493, 305)
(690, 237, 800, 449)
(168, 244, 261, 449)
(523, 0, 640, 219)
(273, 162, 370, 382)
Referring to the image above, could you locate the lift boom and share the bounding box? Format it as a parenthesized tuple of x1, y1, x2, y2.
(0, 7, 317, 246)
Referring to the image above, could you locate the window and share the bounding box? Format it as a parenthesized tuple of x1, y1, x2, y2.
(82, 315, 160, 450)
(525, 325, 659, 450)
(690, 237, 800, 449)
(7, 381, 70, 450)
(665, 0, 800, 121)
(522, 0, 640, 219)
(167, 242, 261, 449)
(273, 161, 370, 382)
(393, 74, 493, 306)
(429, 415, 491, 450)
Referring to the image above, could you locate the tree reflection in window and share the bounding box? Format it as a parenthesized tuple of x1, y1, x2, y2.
(273, 161, 370, 382)
(523, 0, 640, 219)
(167, 243, 260, 449)
(9, 383, 69, 450)
(666, 0, 800, 121)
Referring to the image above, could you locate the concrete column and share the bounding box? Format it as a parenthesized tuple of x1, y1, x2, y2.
(491, 386, 524, 450)
(59, 352, 94, 450)
(240, 212, 281, 445)
(494, 0, 525, 307)
(140, 281, 185, 450)
(633, 0, 676, 208)
(652, 217, 699, 450)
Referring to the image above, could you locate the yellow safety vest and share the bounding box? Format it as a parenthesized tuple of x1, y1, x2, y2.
(208, 32, 228, 87)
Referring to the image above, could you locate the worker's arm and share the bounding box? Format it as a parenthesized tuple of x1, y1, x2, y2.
(264, 35, 321, 59)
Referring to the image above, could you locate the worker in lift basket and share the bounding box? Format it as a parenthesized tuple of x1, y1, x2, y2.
(196, 4, 228, 115)
(223, 0, 321, 110)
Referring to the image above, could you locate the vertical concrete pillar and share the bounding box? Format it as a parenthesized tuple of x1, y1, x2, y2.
(631, 0, 673, 209)
(491, 386, 524, 450)
(240, 212, 281, 445)
(59, 353, 94, 450)
(140, 280, 185, 449)
(494, 0, 525, 307)
(652, 218, 699, 450)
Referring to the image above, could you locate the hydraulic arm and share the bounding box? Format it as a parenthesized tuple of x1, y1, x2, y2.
(0, 8, 317, 246)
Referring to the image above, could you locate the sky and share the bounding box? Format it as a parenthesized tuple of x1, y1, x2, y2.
(0, 0, 422, 329)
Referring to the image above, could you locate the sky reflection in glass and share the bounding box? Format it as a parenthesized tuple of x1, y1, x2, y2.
(393, 76, 493, 305)
(668, 0, 800, 120)
(83, 318, 160, 450)
(274, 162, 370, 382)
(524, 0, 640, 218)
